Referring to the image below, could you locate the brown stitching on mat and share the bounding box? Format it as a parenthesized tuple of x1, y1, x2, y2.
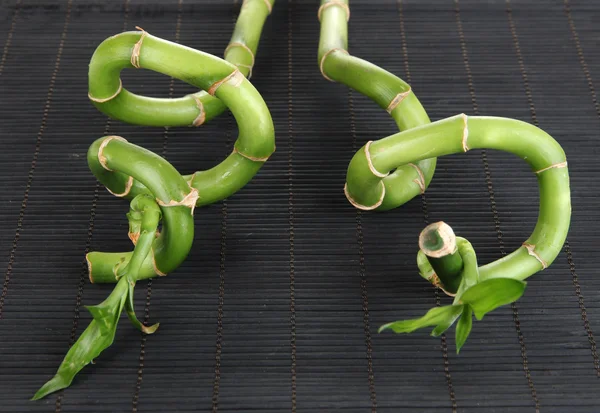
(348, 88, 378, 412)
(563, 0, 600, 377)
(1, 0, 73, 322)
(396, 1, 457, 409)
(0, 0, 22, 77)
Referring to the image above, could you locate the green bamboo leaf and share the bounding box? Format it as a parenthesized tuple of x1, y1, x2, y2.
(125, 280, 159, 334)
(431, 305, 464, 337)
(460, 278, 526, 320)
(379, 305, 463, 334)
(32, 279, 128, 400)
(455, 305, 473, 353)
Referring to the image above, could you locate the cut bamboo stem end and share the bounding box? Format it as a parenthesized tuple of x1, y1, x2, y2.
(522, 242, 548, 269)
(419, 221, 463, 294)
(317, 0, 350, 21)
(319, 48, 348, 82)
(98, 136, 127, 171)
(130, 26, 147, 69)
(365, 141, 388, 178)
(343, 182, 385, 211)
(208, 69, 243, 96)
(386, 89, 412, 114)
(419, 221, 457, 258)
(88, 79, 122, 103)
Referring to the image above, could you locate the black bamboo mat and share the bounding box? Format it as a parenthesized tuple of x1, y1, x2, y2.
(0, 0, 599, 411)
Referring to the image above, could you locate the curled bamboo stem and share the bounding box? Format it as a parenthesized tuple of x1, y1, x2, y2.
(33, 0, 276, 400)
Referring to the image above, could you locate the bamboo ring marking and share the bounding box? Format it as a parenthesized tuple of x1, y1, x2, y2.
(130, 27, 147, 69)
(225, 42, 256, 68)
(461, 113, 469, 152)
(409, 163, 426, 194)
(88, 79, 123, 103)
(365, 141, 388, 178)
(232, 146, 272, 162)
(535, 161, 568, 174)
(156, 188, 200, 216)
(243, 0, 272, 14)
(98, 136, 127, 171)
(522, 243, 548, 269)
(320, 48, 349, 82)
(151, 250, 168, 276)
(386, 89, 412, 114)
(318, 0, 350, 22)
(192, 95, 206, 127)
(208, 69, 243, 96)
(344, 181, 386, 211)
(106, 175, 134, 197)
(234, 63, 253, 79)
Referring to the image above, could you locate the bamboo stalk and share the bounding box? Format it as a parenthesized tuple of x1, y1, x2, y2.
(318, 0, 435, 211)
(34, 1, 276, 400)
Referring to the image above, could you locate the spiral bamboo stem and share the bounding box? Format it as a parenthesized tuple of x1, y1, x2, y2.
(321, 0, 572, 350)
(33, 0, 275, 400)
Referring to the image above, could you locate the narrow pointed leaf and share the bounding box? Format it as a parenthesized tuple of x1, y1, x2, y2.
(431, 305, 464, 337)
(379, 305, 463, 334)
(455, 305, 473, 353)
(125, 281, 159, 334)
(32, 279, 128, 400)
(460, 278, 526, 320)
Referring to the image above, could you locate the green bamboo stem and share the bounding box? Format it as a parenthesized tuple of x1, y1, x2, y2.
(419, 222, 463, 294)
(352, 114, 570, 280)
(318, 0, 435, 211)
(34, 1, 276, 400)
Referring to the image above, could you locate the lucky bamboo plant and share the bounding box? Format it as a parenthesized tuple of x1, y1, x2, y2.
(318, 0, 571, 351)
(33, 0, 275, 400)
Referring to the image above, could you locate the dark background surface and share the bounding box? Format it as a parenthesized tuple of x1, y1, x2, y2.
(0, 0, 599, 412)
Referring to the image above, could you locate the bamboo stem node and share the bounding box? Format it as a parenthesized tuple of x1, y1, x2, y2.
(191, 95, 206, 126)
(208, 68, 243, 95)
(408, 163, 426, 194)
(98, 136, 127, 171)
(319, 48, 348, 82)
(86, 255, 93, 284)
(535, 161, 568, 174)
(344, 182, 385, 211)
(318, 0, 350, 22)
(156, 188, 200, 215)
(88, 79, 122, 103)
(152, 250, 167, 277)
(130, 27, 147, 69)
(233, 146, 272, 162)
(386, 89, 412, 114)
(365, 141, 388, 178)
(106, 175, 134, 197)
(225, 42, 255, 67)
(522, 242, 548, 269)
(461, 113, 469, 152)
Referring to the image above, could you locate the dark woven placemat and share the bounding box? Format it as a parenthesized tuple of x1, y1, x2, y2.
(0, 0, 599, 411)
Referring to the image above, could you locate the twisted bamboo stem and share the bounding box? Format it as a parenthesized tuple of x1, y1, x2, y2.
(320, 0, 572, 351)
(33, 0, 275, 400)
